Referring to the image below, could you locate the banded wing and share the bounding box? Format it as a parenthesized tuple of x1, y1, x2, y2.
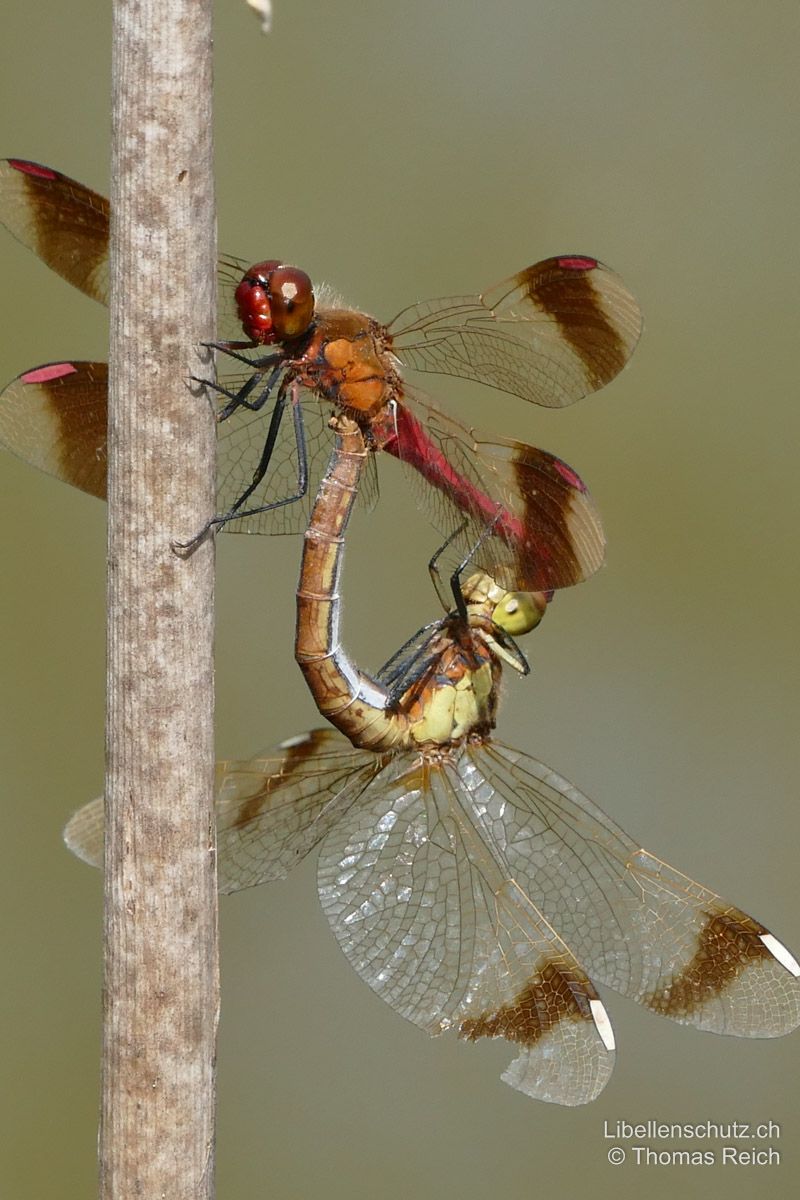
(377, 393, 605, 594)
(215, 730, 384, 888)
(0, 160, 246, 341)
(64, 728, 799, 1101)
(0, 363, 380, 536)
(474, 742, 800, 1037)
(317, 750, 615, 1104)
(1, 158, 603, 574)
(0, 358, 588, 569)
(64, 727, 615, 1104)
(0, 159, 109, 303)
(1, 161, 641, 415)
(389, 255, 642, 408)
(0, 362, 108, 498)
(64, 728, 384, 888)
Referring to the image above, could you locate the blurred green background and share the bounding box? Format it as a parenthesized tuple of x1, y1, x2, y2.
(1, 2, 798, 1197)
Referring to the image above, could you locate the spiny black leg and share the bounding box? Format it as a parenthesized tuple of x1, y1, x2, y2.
(202, 342, 282, 370)
(384, 648, 439, 709)
(292, 384, 309, 498)
(196, 382, 309, 530)
(449, 571, 469, 625)
(427, 513, 503, 622)
(217, 362, 284, 420)
(172, 382, 290, 553)
(193, 369, 261, 413)
(427, 520, 468, 578)
(226, 378, 292, 512)
(428, 519, 469, 613)
(171, 379, 309, 555)
(190, 356, 284, 419)
(449, 513, 503, 619)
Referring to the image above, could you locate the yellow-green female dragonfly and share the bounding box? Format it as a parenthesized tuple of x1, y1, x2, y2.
(65, 414, 800, 1105)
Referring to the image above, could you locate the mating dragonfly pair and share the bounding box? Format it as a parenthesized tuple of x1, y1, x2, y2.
(2, 159, 798, 1105)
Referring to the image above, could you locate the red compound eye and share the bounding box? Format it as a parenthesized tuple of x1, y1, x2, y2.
(235, 261, 314, 344)
(267, 265, 314, 340)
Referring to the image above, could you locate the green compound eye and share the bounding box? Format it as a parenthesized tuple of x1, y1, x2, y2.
(492, 590, 547, 637)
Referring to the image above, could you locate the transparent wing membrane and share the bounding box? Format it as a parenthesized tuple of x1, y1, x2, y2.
(390, 255, 642, 408)
(64, 729, 800, 1103)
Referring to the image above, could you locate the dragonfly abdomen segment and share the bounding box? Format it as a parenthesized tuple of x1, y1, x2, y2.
(296, 418, 413, 752)
(297, 415, 514, 753)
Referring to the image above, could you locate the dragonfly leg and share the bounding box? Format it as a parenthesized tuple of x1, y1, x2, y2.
(191, 350, 285, 419)
(217, 362, 284, 420)
(204, 380, 309, 527)
(171, 378, 309, 554)
(428, 520, 469, 619)
(191, 369, 262, 415)
(202, 341, 282, 370)
(383, 646, 439, 710)
(428, 513, 502, 621)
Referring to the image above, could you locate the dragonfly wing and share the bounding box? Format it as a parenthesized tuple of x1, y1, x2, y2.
(389, 255, 642, 408)
(0, 360, 374, 538)
(0, 361, 108, 497)
(474, 741, 800, 1038)
(0, 164, 274, 337)
(462, 878, 615, 1105)
(214, 729, 383, 891)
(317, 751, 615, 1105)
(63, 796, 104, 868)
(357, 438, 380, 515)
(63, 729, 384, 893)
(0, 159, 109, 304)
(378, 393, 605, 593)
(376, 621, 445, 693)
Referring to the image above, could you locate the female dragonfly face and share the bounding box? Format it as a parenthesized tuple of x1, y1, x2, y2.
(0, 157, 641, 593)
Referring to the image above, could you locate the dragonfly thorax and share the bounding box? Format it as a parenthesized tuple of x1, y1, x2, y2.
(297, 309, 398, 419)
(406, 650, 498, 747)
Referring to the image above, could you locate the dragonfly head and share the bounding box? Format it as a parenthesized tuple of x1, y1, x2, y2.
(461, 572, 547, 638)
(235, 260, 315, 345)
(492, 588, 548, 637)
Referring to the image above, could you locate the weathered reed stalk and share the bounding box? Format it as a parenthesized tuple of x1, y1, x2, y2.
(104, 1, 218, 1195)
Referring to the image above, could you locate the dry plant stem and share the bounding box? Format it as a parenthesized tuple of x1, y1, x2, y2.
(103, 1, 218, 1197)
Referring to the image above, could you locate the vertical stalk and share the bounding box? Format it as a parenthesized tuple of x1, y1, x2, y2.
(103, 2, 217, 1196)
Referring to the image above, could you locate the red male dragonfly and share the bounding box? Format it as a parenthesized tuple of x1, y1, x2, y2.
(64, 413, 800, 1104)
(0, 158, 641, 592)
